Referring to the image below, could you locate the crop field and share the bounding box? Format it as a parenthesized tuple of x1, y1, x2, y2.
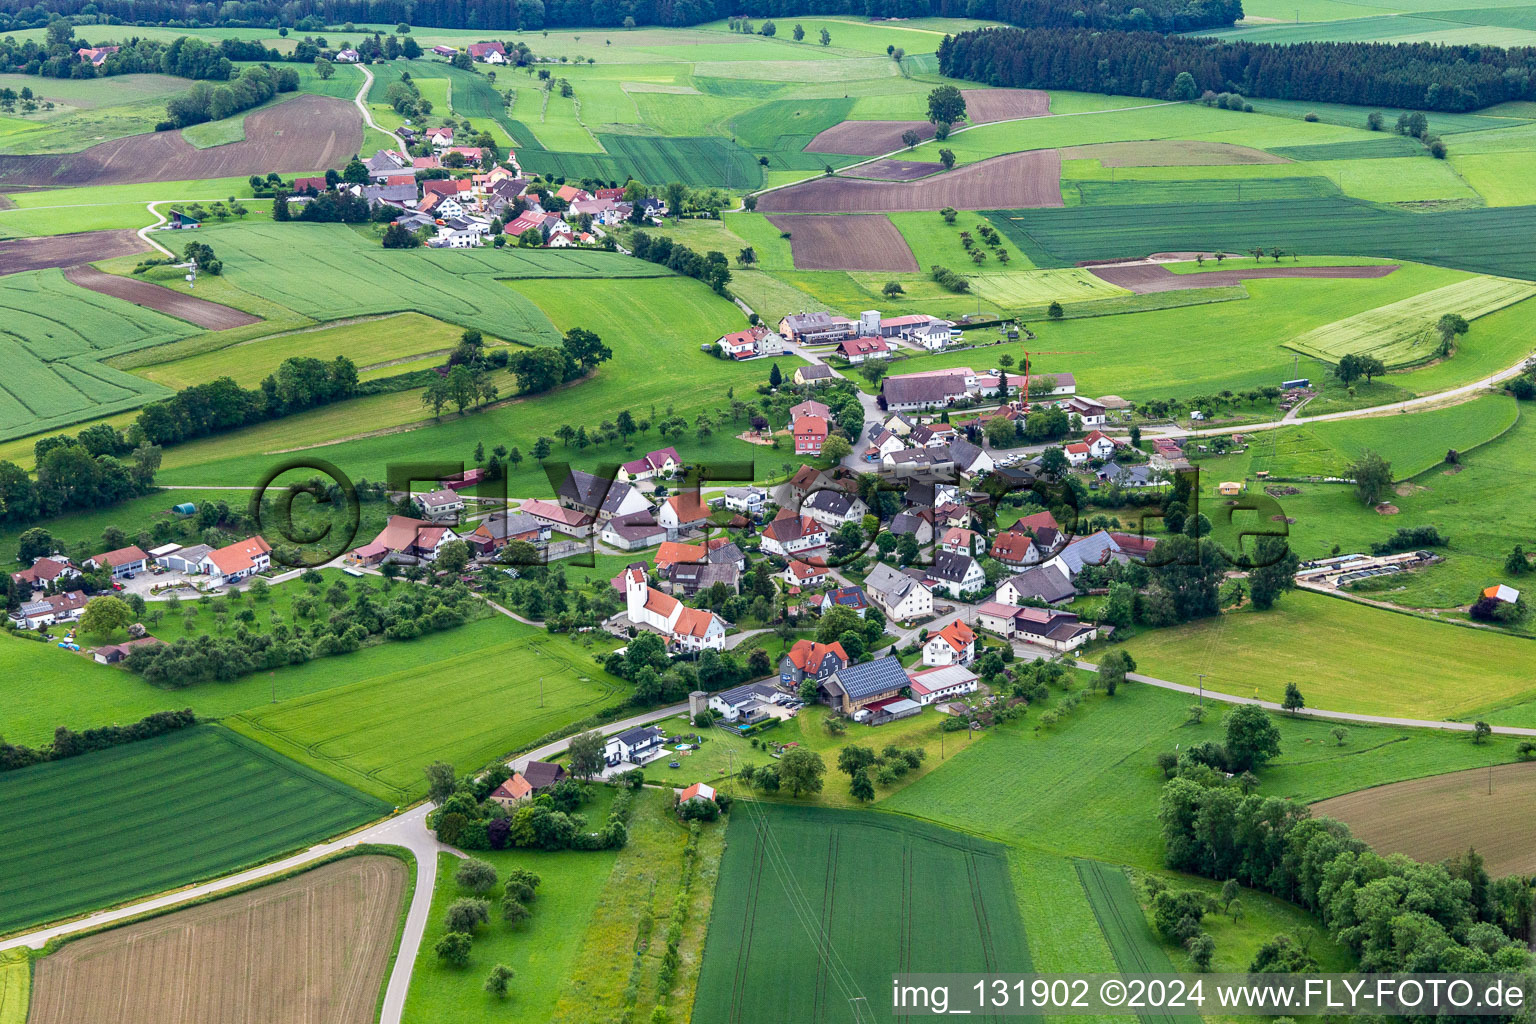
(987, 197, 1536, 282)
(1076, 861, 1200, 1024)
(173, 221, 667, 346)
(132, 313, 476, 390)
(63, 265, 261, 330)
(230, 627, 627, 802)
(1118, 591, 1536, 721)
(0, 73, 190, 156)
(0, 227, 147, 267)
(519, 134, 764, 189)
(1088, 262, 1396, 293)
(806, 118, 936, 155)
(0, 950, 24, 1024)
(763, 150, 1063, 213)
(0, 268, 194, 439)
(767, 213, 918, 271)
(27, 856, 406, 1024)
(1311, 762, 1536, 876)
(1285, 275, 1536, 364)
(0, 95, 361, 188)
(1063, 176, 1342, 206)
(691, 805, 1030, 1024)
(0, 726, 388, 933)
(1062, 140, 1287, 166)
(961, 87, 1050, 123)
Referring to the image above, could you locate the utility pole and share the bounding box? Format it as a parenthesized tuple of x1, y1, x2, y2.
(1196, 672, 1206, 709)
(539, 675, 545, 707)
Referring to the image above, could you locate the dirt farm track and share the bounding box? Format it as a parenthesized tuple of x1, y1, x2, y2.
(761, 150, 1063, 213)
(63, 265, 262, 329)
(26, 855, 407, 1024)
(1312, 761, 1536, 877)
(0, 95, 361, 188)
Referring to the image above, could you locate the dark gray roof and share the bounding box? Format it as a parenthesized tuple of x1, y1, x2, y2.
(950, 435, 985, 471)
(928, 550, 976, 584)
(559, 469, 635, 515)
(822, 585, 867, 610)
(707, 541, 745, 565)
(615, 725, 663, 746)
(797, 364, 834, 379)
(603, 511, 665, 541)
(479, 512, 544, 541)
(805, 489, 853, 516)
(716, 681, 780, 706)
(882, 374, 966, 407)
(888, 512, 928, 536)
(363, 183, 418, 203)
(864, 562, 923, 603)
(830, 655, 910, 701)
(1003, 564, 1075, 604)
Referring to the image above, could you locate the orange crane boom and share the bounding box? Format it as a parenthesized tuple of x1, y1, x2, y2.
(1017, 349, 1087, 413)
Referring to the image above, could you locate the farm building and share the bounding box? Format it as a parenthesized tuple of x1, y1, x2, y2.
(558, 469, 650, 521)
(198, 536, 272, 587)
(600, 511, 668, 551)
(92, 636, 163, 664)
(519, 499, 596, 538)
(907, 665, 979, 705)
(85, 545, 148, 577)
(657, 492, 710, 538)
(678, 782, 717, 806)
(668, 560, 739, 596)
(489, 774, 534, 807)
(820, 655, 911, 716)
(465, 512, 550, 556)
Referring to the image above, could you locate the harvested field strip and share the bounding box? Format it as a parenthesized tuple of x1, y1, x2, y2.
(0, 951, 25, 1024)
(805, 118, 935, 156)
(1312, 762, 1536, 877)
(1285, 275, 1536, 365)
(762, 150, 1062, 213)
(842, 157, 944, 180)
(0, 95, 360, 188)
(1061, 139, 1287, 166)
(1065, 176, 1340, 206)
(767, 213, 919, 272)
(691, 804, 1030, 1024)
(62, 265, 261, 329)
(1076, 860, 1200, 1024)
(0, 725, 388, 934)
(1268, 137, 1428, 161)
(985, 197, 1536, 281)
(1088, 262, 1399, 294)
(0, 229, 147, 276)
(27, 856, 407, 1024)
(961, 88, 1050, 123)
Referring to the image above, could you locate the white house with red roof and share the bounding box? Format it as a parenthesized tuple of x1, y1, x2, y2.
(923, 619, 976, 667)
(783, 560, 828, 588)
(619, 447, 682, 482)
(907, 664, 979, 705)
(77, 45, 118, 66)
(11, 557, 81, 593)
(350, 516, 460, 564)
(1083, 430, 1120, 459)
(678, 781, 717, 805)
(760, 511, 827, 558)
(657, 492, 710, 539)
(428, 125, 455, 149)
(85, 545, 148, 577)
(793, 414, 828, 456)
(835, 335, 889, 364)
(622, 565, 726, 651)
(467, 40, 507, 62)
(197, 536, 272, 587)
(1064, 442, 1091, 467)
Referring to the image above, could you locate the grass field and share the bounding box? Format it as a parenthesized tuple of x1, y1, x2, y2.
(0, 725, 388, 934)
(0, 951, 25, 1024)
(27, 855, 406, 1024)
(692, 804, 1030, 1024)
(1116, 591, 1536, 721)
(1311, 761, 1536, 876)
(0, 73, 189, 155)
(1285, 276, 1536, 365)
(1075, 860, 1201, 1024)
(131, 313, 483, 390)
(229, 622, 627, 802)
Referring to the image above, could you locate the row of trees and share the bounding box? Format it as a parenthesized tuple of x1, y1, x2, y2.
(131, 354, 359, 446)
(629, 232, 732, 295)
(161, 60, 296, 127)
(938, 27, 1536, 112)
(0, 709, 196, 772)
(1160, 775, 1535, 969)
(0, 424, 159, 528)
(2, 0, 1240, 37)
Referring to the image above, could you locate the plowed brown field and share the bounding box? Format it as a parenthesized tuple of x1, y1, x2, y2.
(63, 265, 261, 329)
(0, 229, 147, 275)
(1059, 140, 1288, 167)
(761, 150, 1062, 213)
(0, 95, 360, 187)
(805, 119, 936, 156)
(843, 158, 944, 180)
(27, 855, 407, 1024)
(1086, 262, 1399, 293)
(767, 213, 918, 271)
(1312, 762, 1536, 877)
(960, 88, 1050, 123)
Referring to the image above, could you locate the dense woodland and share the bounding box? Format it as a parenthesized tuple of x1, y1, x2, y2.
(938, 27, 1536, 112)
(0, 0, 1241, 38)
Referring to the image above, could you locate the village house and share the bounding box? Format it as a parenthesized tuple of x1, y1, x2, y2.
(916, 550, 986, 598)
(558, 469, 651, 521)
(722, 487, 766, 517)
(518, 498, 595, 538)
(10, 589, 88, 630)
(759, 511, 828, 558)
(923, 619, 976, 667)
(350, 516, 459, 565)
(779, 312, 857, 345)
(488, 774, 534, 807)
(778, 639, 848, 687)
(465, 512, 550, 557)
(619, 447, 682, 483)
(678, 781, 717, 806)
(1083, 430, 1120, 459)
(489, 760, 569, 808)
(622, 565, 727, 652)
(819, 585, 868, 618)
(881, 372, 969, 412)
(802, 487, 867, 529)
(910, 323, 957, 351)
(784, 560, 829, 589)
(881, 446, 955, 480)
(598, 511, 666, 551)
(467, 40, 507, 62)
(1009, 606, 1098, 652)
(793, 364, 836, 387)
(657, 492, 710, 539)
(887, 510, 934, 546)
(668, 559, 739, 597)
(197, 536, 271, 587)
(910, 422, 956, 448)
(1064, 442, 1092, 467)
(995, 562, 1076, 606)
(654, 541, 707, 571)
(1097, 461, 1161, 489)
(907, 664, 979, 705)
(792, 414, 829, 456)
(774, 465, 840, 509)
(11, 557, 80, 593)
(606, 724, 666, 766)
(819, 655, 910, 716)
(863, 563, 933, 621)
(940, 527, 981, 556)
(1059, 396, 1108, 428)
(836, 335, 890, 364)
(709, 682, 784, 724)
(85, 545, 148, 577)
(77, 45, 118, 66)
(863, 424, 907, 462)
(416, 488, 465, 522)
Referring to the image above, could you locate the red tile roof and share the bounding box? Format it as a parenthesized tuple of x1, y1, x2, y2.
(204, 536, 270, 576)
(793, 414, 828, 438)
(929, 619, 976, 652)
(90, 545, 148, 569)
(786, 639, 847, 671)
(655, 541, 707, 567)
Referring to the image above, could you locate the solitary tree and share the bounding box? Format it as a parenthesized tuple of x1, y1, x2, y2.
(1170, 71, 1199, 101)
(1473, 720, 1492, 744)
(926, 84, 966, 126)
(79, 595, 134, 637)
(1282, 682, 1305, 715)
(436, 932, 472, 967)
(1224, 704, 1282, 772)
(485, 964, 516, 998)
(939, 148, 956, 170)
(1347, 449, 1393, 506)
(777, 747, 825, 797)
(1437, 312, 1469, 355)
(819, 27, 831, 45)
(1330, 726, 1349, 747)
(883, 281, 905, 298)
(567, 730, 606, 779)
(444, 897, 491, 933)
(455, 858, 498, 894)
(901, 128, 921, 150)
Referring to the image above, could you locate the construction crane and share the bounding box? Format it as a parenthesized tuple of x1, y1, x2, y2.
(1017, 348, 1087, 414)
